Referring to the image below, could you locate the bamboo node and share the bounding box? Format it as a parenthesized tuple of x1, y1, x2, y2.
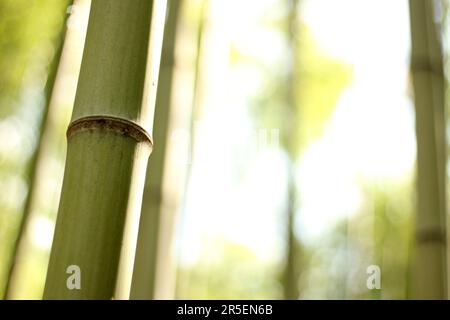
(67, 115, 153, 146)
(410, 57, 444, 76)
(416, 228, 446, 244)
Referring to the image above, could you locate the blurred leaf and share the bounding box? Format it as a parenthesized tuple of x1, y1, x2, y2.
(250, 23, 352, 158)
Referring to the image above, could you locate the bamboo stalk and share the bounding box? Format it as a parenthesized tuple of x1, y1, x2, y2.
(131, 0, 183, 300)
(372, 187, 386, 300)
(409, 0, 447, 299)
(283, 0, 300, 300)
(284, 167, 299, 299)
(43, 0, 167, 299)
(2, 1, 72, 300)
(174, 0, 207, 299)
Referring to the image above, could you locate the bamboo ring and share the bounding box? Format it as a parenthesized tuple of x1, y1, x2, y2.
(416, 228, 446, 244)
(67, 115, 153, 147)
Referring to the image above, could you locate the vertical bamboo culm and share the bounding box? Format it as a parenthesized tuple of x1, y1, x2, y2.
(283, 0, 300, 300)
(43, 0, 167, 299)
(409, 0, 447, 299)
(131, 0, 183, 300)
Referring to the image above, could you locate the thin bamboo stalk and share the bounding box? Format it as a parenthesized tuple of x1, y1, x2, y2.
(283, 0, 300, 300)
(174, 0, 207, 299)
(43, 0, 167, 299)
(372, 187, 386, 300)
(2, 1, 72, 300)
(131, 0, 183, 300)
(409, 0, 447, 299)
(284, 167, 299, 299)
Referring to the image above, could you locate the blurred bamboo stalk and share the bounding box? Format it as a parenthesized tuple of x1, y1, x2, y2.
(284, 167, 299, 299)
(131, 0, 183, 300)
(175, 0, 207, 299)
(372, 187, 387, 300)
(2, 1, 72, 300)
(409, 0, 447, 299)
(43, 0, 167, 299)
(283, 0, 300, 300)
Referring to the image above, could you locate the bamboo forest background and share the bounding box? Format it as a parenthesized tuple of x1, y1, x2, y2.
(0, 0, 449, 299)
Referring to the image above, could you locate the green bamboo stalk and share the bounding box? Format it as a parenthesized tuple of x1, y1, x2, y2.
(409, 0, 447, 299)
(283, 0, 300, 300)
(284, 167, 299, 299)
(43, 0, 167, 300)
(372, 187, 386, 300)
(2, 1, 72, 300)
(175, 0, 207, 299)
(130, 0, 183, 300)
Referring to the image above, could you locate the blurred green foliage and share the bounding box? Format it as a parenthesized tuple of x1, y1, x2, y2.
(0, 0, 67, 298)
(0, 0, 65, 117)
(177, 237, 283, 299)
(177, 3, 354, 299)
(299, 179, 413, 299)
(295, 30, 353, 151)
(250, 23, 352, 158)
